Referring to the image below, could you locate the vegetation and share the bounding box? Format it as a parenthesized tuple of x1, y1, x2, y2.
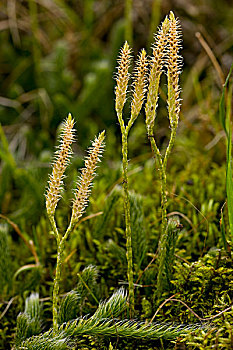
(0, 1, 233, 349)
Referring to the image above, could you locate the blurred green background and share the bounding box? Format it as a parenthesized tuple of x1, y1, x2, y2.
(1, 0, 233, 146)
(1, 0, 233, 240)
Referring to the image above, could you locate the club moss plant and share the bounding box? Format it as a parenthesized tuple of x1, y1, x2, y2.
(115, 43, 147, 316)
(115, 11, 182, 305)
(45, 114, 105, 331)
(145, 11, 182, 298)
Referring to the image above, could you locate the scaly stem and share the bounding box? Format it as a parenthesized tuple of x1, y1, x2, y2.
(52, 237, 64, 333)
(160, 126, 179, 238)
(147, 128, 167, 236)
(155, 163, 168, 299)
(48, 213, 64, 327)
(49, 215, 70, 333)
(160, 164, 168, 240)
(147, 129, 169, 299)
(52, 221, 75, 333)
(63, 222, 75, 242)
(156, 126, 179, 298)
(122, 131, 134, 317)
(148, 126, 179, 299)
(164, 122, 178, 169)
(118, 112, 134, 317)
(48, 214, 60, 242)
(151, 124, 178, 299)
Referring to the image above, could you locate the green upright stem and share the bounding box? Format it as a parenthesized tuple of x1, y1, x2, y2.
(156, 127, 180, 299)
(151, 123, 178, 299)
(52, 221, 75, 333)
(118, 112, 134, 317)
(48, 214, 63, 332)
(49, 214, 72, 333)
(148, 132, 167, 239)
(48, 214, 60, 242)
(160, 164, 168, 238)
(164, 122, 178, 169)
(63, 222, 75, 242)
(148, 128, 173, 299)
(160, 123, 178, 243)
(155, 164, 168, 299)
(122, 130, 134, 317)
(52, 237, 64, 333)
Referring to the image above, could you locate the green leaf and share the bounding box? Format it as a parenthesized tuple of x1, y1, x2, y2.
(17, 330, 68, 350)
(15, 293, 42, 346)
(130, 192, 147, 271)
(226, 118, 233, 240)
(58, 291, 81, 324)
(0, 225, 12, 294)
(76, 265, 99, 304)
(220, 206, 228, 251)
(94, 186, 122, 239)
(0, 124, 16, 169)
(92, 287, 127, 319)
(14, 264, 40, 280)
(219, 61, 233, 134)
(219, 62, 233, 240)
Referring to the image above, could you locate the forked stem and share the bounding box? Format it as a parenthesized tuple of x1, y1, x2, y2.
(144, 12, 182, 299)
(46, 117, 105, 333)
(117, 112, 134, 317)
(121, 128, 134, 317)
